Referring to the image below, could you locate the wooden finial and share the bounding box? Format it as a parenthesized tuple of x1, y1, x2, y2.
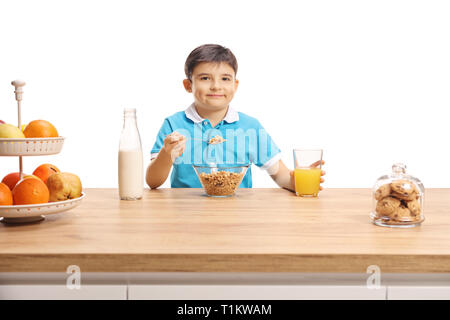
(11, 80, 26, 101)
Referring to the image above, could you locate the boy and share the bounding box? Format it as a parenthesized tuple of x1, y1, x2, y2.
(146, 44, 324, 191)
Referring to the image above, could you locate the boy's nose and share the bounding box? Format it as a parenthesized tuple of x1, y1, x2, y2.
(210, 80, 221, 90)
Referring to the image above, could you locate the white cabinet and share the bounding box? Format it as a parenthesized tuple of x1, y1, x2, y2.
(0, 285, 127, 300)
(128, 285, 386, 300)
(388, 286, 450, 300)
(3, 273, 450, 300)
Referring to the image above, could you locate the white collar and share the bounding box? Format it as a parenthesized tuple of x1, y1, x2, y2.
(184, 103, 239, 124)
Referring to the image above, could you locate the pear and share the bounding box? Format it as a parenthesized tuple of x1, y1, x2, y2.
(0, 123, 26, 138)
(47, 172, 82, 202)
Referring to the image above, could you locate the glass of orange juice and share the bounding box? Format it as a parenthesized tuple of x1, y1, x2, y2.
(293, 149, 323, 197)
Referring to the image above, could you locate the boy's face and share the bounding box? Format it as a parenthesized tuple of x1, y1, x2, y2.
(183, 62, 239, 111)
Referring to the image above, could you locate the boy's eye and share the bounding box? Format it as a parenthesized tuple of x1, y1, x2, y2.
(222, 77, 231, 81)
(200, 76, 210, 80)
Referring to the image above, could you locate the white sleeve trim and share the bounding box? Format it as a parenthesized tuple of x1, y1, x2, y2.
(151, 152, 159, 160)
(260, 152, 282, 172)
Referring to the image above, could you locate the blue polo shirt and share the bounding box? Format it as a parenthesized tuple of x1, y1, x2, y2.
(150, 103, 282, 188)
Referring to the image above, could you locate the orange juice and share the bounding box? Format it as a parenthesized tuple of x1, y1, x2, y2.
(294, 168, 321, 197)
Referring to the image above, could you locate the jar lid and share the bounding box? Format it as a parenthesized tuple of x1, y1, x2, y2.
(374, 162, 425, 195)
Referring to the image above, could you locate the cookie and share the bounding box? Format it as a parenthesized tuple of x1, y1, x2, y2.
(375, 184, 391, 201)
(390, 205, 413, 222)
(391, 180, 417, 194)
(406, 199, 421, 216)
(376, 196, 401, 215)
(391, 180, 418, 200)
(391, 191, 417, 201)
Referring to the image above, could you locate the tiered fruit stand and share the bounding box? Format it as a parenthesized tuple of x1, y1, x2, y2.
(0, 80, 84, 224)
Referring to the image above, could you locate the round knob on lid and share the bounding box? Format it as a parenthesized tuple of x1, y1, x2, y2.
(392, 163, 406, 175)
(11, 79, 26, 101)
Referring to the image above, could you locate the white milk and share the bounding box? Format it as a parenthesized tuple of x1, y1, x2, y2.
(118, 149, 143, 200)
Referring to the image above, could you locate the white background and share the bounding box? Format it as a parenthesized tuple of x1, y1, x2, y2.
(1, 0, 449, 188)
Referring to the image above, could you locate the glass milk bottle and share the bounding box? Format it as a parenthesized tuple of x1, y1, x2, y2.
(118, 108, 143, 200)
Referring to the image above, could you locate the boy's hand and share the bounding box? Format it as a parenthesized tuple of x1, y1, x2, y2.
(289, 160, 326, 191)
(162, 131, 186, 162)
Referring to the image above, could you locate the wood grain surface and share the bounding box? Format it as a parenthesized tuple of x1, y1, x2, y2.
(0, 188, 449, 273)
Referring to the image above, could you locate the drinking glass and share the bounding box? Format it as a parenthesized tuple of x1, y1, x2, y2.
(293, 149, 323, 197)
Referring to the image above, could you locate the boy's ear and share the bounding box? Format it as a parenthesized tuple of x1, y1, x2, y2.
(234, 79, 239, 90)
(183, 79, 192, 93)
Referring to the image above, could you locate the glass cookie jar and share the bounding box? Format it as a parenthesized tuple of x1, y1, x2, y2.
(370, 163, 424, 228)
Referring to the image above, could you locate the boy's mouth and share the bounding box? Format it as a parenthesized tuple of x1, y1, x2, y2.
(207, 94, 225, 98)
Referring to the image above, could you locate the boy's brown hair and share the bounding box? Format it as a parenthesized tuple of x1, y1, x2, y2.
(184, 44, 238, 80)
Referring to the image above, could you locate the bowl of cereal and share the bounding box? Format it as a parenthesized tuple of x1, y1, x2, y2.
(193, 164, 249, 197)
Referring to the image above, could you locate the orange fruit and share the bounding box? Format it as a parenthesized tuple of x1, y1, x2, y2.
(0, 182, 13, 205)
(33, 164, 60, 184)
(23, 120, 58, 138)
(12, 178, 50, 205)
(2, 172, 22, 191)
(23, 174, 41, 181)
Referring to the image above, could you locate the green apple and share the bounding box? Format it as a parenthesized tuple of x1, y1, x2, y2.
(0, 123, 26, 138)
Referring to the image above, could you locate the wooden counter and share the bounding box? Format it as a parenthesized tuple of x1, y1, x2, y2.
(0, 188, 449, 273)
